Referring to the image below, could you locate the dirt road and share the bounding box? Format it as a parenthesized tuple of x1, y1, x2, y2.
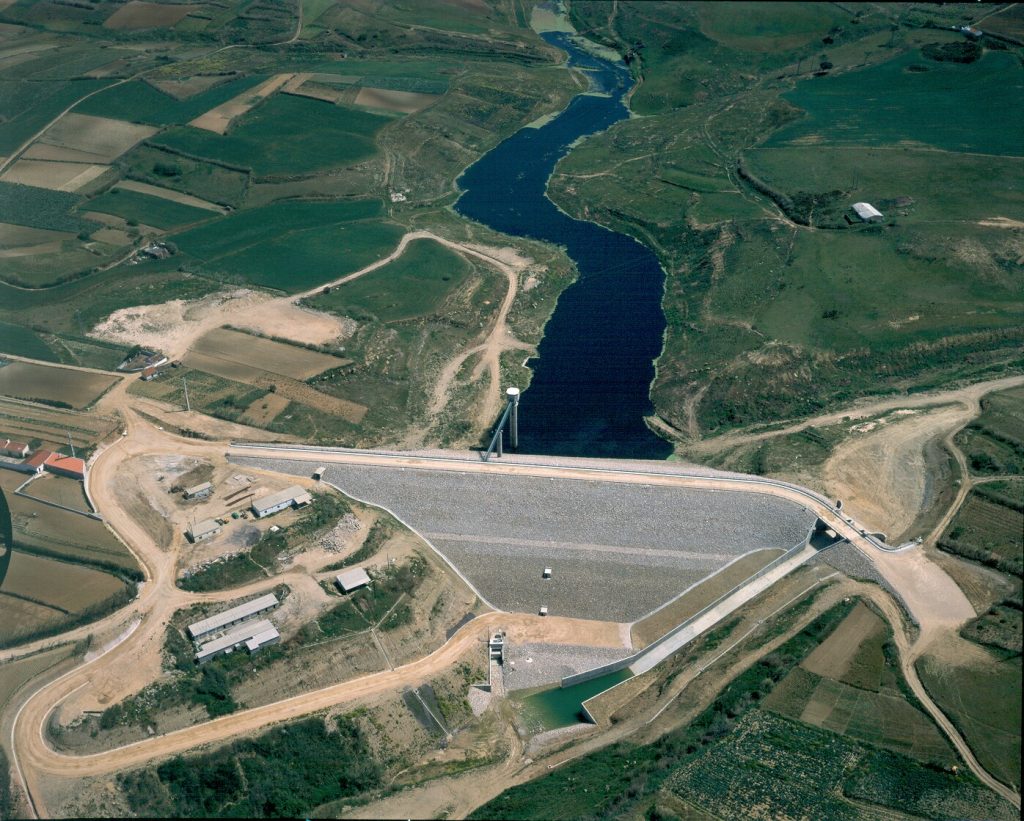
(6, 381, 1019, 814)
(686, 374, 1024, 455)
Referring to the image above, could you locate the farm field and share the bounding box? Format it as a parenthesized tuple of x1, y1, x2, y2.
(0, 644, 78, 710)
(764, 602, 953, 763)
(765, 50, 1023, 156)
(939, 491, 1023, 576)
(0, 78, 111, 156)
(0, 321, 59, 363)
(1, 550, 129, 616)
(185, 328, 350, 382)
(117, 144, 250, 209)
(103, 1, 198, 31)
(171, 199, 402, 292)
(0, 393, 117, 450)
(0, 594, 66, 648)
(956, 386, 1024, 477)
(8, 493, 140, 575)
(33, 113, 157, 163)
(19, 474, 91, 513)
(305, 238, 472, 323)
(153, 94, 394, 176)
(0, 360, 117, 409)
(917, 652, 1022, 790)
(0, 396, 120, 459)
(473, 598, 1015, 820)
(549, 3, 1024, 439)
(0, 160, 110, 193)
(744, 146, 1024, 225)
(74, 76, 269, 127)
(82, 188, 216, 230)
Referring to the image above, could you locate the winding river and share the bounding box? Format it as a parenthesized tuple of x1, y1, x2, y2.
(455, 32, 672, 460)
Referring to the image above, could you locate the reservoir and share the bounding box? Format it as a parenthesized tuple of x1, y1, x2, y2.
(455, 32, 672, 460)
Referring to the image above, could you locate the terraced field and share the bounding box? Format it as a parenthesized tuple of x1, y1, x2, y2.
(0, 361, 117, 409)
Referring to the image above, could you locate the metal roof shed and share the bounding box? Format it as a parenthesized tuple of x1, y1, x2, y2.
(852, 202, 883, 222)
(335, 567, 371, 593)
(251, 485, 313, 518)
(187, 518, 222, 543)
(188, 593, 279, 640)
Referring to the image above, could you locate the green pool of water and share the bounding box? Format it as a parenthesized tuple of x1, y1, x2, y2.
(517, 669, 633, 733)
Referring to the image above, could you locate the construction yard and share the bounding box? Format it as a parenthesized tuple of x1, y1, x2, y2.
(230, 455, 816, 622)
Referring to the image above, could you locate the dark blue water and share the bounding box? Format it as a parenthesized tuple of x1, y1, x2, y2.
(455, 32, 671, 459)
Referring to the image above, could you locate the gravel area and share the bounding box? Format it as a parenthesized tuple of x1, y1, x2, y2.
(233, 456, 815, 622)
(504, 642, 631, 691)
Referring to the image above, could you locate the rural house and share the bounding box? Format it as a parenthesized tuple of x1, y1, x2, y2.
(0, 438, 29, 458)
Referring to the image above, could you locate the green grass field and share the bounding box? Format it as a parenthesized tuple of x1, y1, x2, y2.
(917, 652, 1022, 789)
(82, 189, 216, 230)
(745, 147, 1024, 224)
(0, 183, 97, 234)
(152, 94, 394, 176)
(73, 76, 268, 126)
(0, 321, 58, 361)
(768, 50, 1024, 156)
(118, 144, 250, 208)
(171, 198, 400, 292)
(305, 238, 471, 322)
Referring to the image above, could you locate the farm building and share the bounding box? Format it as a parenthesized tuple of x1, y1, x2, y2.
(194, 618, 280, 664)
(852, 202, 884, 222)
(184, 481, 213, 500)
(335, 567, 371, 593)
(187, 518, 222, 543)
(44, 454, 86, 481)
(1, 439, 29, 458)
(251, 485, 312, 518)
(22, 450, 55, 474)
(187, 592, 279, 640)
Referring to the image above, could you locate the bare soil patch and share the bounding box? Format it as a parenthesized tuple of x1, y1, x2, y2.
(242, 392, 290, 426)
(3, 551, 125, 613)
(0, 222, 72, 247)
(801, 601, 881, 680)
(823, 405, 967, 540)
(188, 327, 351, 381)
(353, 87, 439, 114)
(103, 1, 197, 30)
(22, 143, 112, 164)
(149, 74, 232, 100)
(285, 83, 346, 103)
(116, 180, 226, 213)
(91, 290, 352, 360)
(38, 114, 157, 163)
(189, 73, 294, 134)
(0, 159, 110, 192)
(0, 361, 117, 409)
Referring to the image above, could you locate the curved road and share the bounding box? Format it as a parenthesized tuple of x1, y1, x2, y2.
(7, 410, 1021, 813)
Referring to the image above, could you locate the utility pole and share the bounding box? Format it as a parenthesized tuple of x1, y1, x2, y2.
(182, 376, 191, 412)
(66, 430, 75, 458)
